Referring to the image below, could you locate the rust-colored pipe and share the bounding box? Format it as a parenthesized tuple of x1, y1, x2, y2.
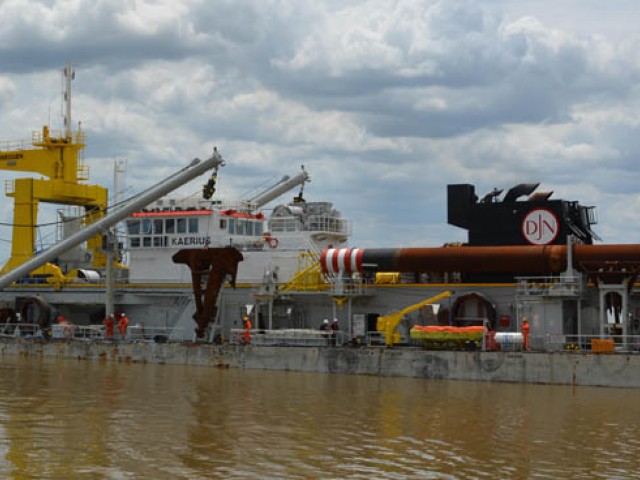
(387, 246, 567, 274)
(573, 244, 640, 263)
(321, 244, 640, 275)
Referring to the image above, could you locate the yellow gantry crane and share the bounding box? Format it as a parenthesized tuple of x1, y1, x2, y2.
(377, 291, 452, 346)
(0, 64, 108, 283)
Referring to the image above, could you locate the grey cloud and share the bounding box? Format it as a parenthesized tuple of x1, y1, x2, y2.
(260, 2, 638, 140)
(0, 1, 235, 73)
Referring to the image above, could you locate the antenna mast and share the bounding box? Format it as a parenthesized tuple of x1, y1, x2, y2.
(63, 63, 75, 139)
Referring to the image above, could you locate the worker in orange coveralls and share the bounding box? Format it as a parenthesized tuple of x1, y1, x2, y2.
(103, 314, 115, 339)
(242, 316, 252, 344)
(117, 313, 129, 340)
(521, 317, 530, 351)
(57, 314, 72, 338)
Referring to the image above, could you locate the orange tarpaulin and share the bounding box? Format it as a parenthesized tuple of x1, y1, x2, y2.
(411, 325, 485, 333)
(410, 325, 486, 342)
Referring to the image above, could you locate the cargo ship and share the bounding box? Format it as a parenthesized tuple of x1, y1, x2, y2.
(2, 65, 640, 388)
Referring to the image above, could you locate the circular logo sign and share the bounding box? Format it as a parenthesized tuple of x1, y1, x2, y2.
(522, 208, 559, 245)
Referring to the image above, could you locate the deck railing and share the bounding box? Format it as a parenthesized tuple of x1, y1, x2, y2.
(6, 320, 640, 355)
(229, 328, 348, 347)
(1, 323, 185, 343)
(528, 333, 640, 354)
(516, 275, 582, 298)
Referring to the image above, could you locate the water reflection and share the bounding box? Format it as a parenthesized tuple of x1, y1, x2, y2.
(0, 357, 640, 478)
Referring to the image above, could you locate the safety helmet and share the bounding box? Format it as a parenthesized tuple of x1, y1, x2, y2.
(333, 318, 338, 322)
(323, 319, 329, 324)
(121, 313, 126, 317)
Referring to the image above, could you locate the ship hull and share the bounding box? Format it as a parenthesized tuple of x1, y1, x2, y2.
(2, 339, 639, 388)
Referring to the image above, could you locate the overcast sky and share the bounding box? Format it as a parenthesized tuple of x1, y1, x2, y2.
(0, 0, 639, 262)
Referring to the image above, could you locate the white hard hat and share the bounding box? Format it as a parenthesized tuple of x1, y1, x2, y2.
(323, 319, 329, 324)
(333, 318, 338, 322)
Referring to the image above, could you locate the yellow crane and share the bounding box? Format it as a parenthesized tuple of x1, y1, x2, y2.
(377, 291, 452, 346)
(0, 64, 108, 283)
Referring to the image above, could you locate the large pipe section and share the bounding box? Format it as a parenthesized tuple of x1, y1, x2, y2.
(321, 245, 640, 275)
(0, 149, 226, 290)
(249, 168, 309, 209)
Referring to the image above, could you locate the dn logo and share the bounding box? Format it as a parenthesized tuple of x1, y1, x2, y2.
(522, 209, 559, 245)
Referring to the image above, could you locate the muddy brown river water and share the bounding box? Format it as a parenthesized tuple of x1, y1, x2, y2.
(0, 357, 639, 479)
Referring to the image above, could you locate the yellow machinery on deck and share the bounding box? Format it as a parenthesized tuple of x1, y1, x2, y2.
(0, 64, 108, 283)
(377, 291, 452, 346)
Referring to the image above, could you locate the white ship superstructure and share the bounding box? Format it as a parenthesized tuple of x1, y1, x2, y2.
(125, 172, 351, 284)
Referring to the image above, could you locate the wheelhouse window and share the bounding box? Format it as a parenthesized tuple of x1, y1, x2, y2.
(236, 219, 245, 235)
(219, 216, 264, 236)
(128, 214, 210, 249)
(127, 220, 140, 235)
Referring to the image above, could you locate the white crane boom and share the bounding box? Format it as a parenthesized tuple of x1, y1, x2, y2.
(249, 168, 309, 209)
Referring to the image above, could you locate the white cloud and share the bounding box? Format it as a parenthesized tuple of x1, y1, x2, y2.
(1, 0, 640, 262)
(0, 76, 16, 103)
(114, 1, 190, 36)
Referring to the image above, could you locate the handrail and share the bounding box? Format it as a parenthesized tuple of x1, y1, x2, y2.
(516, 275, 582, 298)
(230, 328, 348, 347)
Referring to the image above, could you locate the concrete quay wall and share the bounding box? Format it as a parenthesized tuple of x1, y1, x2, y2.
(2, 339, 639, 388)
